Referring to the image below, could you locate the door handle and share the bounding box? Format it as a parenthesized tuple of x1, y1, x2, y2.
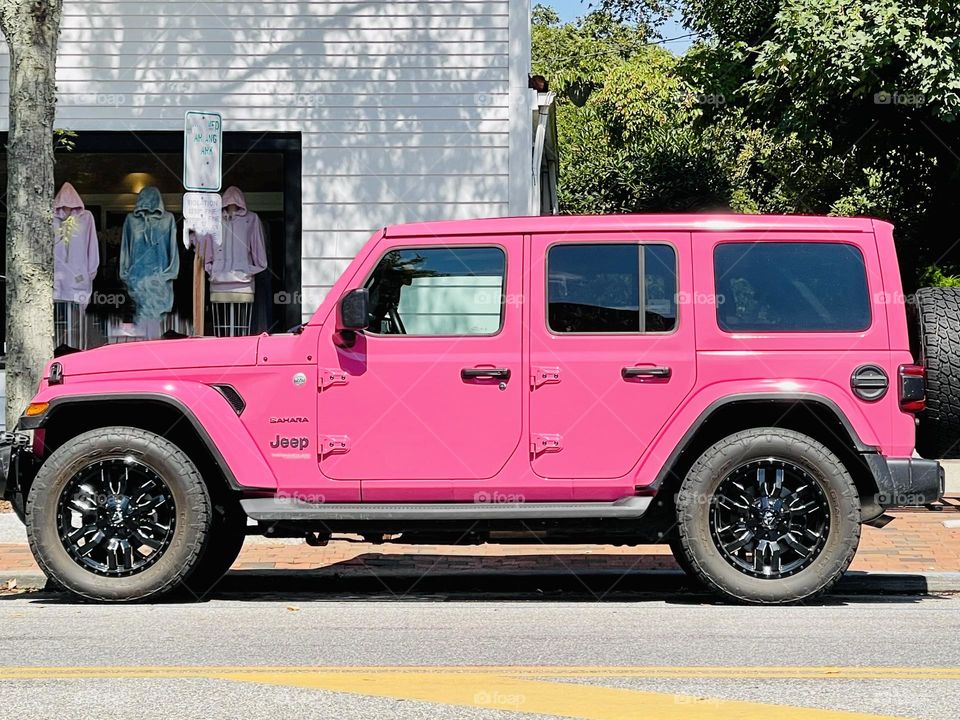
(622, 366, 671, 379)
(461, 367, 511, 380)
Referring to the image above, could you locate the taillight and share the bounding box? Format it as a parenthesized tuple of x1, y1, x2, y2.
(899, 364, 926, 413)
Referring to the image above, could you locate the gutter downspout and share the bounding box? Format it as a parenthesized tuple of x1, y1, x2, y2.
(531, 91, 556, 215)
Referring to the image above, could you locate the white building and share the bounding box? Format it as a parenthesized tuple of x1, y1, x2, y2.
(0, 0, 556, 346)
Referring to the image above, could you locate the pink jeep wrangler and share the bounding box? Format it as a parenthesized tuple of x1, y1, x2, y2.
(1, 214, 950, 604)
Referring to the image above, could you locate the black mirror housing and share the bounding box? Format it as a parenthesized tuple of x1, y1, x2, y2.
(338, 288, 370, 331)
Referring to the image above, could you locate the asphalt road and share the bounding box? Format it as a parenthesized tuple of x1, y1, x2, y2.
(0, 584, 959, 719)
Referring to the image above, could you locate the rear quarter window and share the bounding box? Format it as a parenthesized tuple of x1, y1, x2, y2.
(714, 242, 871, 332)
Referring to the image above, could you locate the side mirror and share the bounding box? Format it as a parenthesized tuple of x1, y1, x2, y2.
(338, 288, 370, 331)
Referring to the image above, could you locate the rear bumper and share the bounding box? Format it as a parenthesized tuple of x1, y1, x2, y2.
(873, 456, 944, 507)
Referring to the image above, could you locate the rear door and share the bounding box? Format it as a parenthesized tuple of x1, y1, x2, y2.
(528, 232, 696, 496)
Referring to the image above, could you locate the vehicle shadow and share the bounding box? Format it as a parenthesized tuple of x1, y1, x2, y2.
(1, 552, 946, 606)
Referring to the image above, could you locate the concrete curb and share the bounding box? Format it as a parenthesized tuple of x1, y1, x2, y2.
(5, 569, 960, 598)
(940, 459, 960, 495)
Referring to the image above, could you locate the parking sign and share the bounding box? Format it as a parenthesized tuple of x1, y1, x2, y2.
(183, 111, 222, 192)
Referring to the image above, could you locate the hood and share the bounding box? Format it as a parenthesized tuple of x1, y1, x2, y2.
(54, 182, 85, 219)
(47, 336, 261, 378)
(221, 186, 248, 216)
(134, 186, 165, 218)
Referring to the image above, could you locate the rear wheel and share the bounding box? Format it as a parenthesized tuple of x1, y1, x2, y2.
(26, 427, 211, 602)
(675, 428, 860, 604)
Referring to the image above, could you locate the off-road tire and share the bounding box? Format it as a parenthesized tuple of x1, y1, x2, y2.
(668, 538, 704, 588)
(914, 287, 960, 459)
(179, 497, 246, 599)
(676, 428, 860, 605)
(26, 427, 211, 602)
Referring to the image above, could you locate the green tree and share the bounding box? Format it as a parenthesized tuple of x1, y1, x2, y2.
(682, 0, 960, 283)
(533, 6, 736, 213)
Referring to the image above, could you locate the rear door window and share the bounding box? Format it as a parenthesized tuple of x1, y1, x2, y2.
(713, 242, 871, 332)
(547, 243, 677, 333)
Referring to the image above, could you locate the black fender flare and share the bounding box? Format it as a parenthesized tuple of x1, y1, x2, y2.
(21, 392, 271, 492)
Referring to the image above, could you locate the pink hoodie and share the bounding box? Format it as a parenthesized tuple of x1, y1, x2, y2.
(53, 182, 99, 306)
(201, 186, 268, 295)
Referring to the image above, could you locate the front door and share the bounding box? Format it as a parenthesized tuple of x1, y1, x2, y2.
(318, 237, 523, 501)
(528, 232, 696, 494)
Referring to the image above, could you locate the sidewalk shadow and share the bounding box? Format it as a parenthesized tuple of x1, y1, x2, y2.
(1, 553, 947, 606)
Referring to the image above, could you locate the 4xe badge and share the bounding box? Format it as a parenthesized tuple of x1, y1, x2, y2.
(270, 435, 309, 450)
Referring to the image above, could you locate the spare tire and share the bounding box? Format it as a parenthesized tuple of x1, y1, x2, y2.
(914, 287, 960, 458)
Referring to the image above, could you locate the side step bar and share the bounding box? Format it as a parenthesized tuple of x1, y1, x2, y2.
(240, 496, 652, 522)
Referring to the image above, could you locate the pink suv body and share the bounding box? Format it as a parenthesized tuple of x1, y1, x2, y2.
(2, 214, 944, 603)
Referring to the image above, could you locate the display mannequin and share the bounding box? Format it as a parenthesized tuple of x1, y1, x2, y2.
(119, 186, 179, 340)
(53, 182, 99, 348)
(202, 186, 267, 336)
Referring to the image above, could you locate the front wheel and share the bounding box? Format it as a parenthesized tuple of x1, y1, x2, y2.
(26, 427, 212, 602)
(675, 428, 860, 604)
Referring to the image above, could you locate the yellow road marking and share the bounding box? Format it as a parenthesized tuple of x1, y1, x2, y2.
(218, 670, 907, 720)
(0, 665, 936, 718)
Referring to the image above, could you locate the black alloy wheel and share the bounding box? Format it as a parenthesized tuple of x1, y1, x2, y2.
(710, 458, 830, 579)
(56, 457, 176, 577)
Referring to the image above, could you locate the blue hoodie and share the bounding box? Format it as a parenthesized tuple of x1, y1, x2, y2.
(120, 186, 179, 321)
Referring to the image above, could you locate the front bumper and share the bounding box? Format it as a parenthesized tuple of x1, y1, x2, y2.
(0, 431, 34, 508)
(873, 456, 944, 508)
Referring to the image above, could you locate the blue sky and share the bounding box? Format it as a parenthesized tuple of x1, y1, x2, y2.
(544, 0, 695, 53)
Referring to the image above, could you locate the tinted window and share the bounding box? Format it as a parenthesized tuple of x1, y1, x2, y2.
(365, 246, 505, 336)
(547, 244, 677, 333)
(714, 243, 871, 332)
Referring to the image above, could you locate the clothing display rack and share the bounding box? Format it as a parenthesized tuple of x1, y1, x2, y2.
(212, 301, 253, 337)
(54, 300, 86, 349)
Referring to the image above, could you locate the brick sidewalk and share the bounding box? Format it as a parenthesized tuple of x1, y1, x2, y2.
(3, 506, 960, 578)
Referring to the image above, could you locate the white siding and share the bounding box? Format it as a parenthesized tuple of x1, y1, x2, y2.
(0, 0, 530, 318)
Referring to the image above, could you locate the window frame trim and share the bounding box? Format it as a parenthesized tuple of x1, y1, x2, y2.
(360, 242, 509, 339)
(544, 240, 680, 336)
(712, 240, 874, 335)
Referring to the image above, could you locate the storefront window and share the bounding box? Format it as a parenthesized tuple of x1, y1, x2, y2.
(0, 131, 302, 351)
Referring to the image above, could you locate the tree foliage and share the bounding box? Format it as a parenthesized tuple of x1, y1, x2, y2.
(533, 6, 735, 213)
(537, 0, 960, 285)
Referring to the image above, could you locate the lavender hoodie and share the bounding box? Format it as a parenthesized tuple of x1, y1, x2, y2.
(53, 183, 99, 306)
(202, 186, 268, 295)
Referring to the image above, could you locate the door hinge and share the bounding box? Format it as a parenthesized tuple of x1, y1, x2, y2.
(531, 366, 561, 389)
(319, 435, 350, 456)
(319, 368, 349, 389)
(530, 433, 563, 455)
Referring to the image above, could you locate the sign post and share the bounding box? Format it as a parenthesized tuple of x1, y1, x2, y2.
(183, 111, 223, 336)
